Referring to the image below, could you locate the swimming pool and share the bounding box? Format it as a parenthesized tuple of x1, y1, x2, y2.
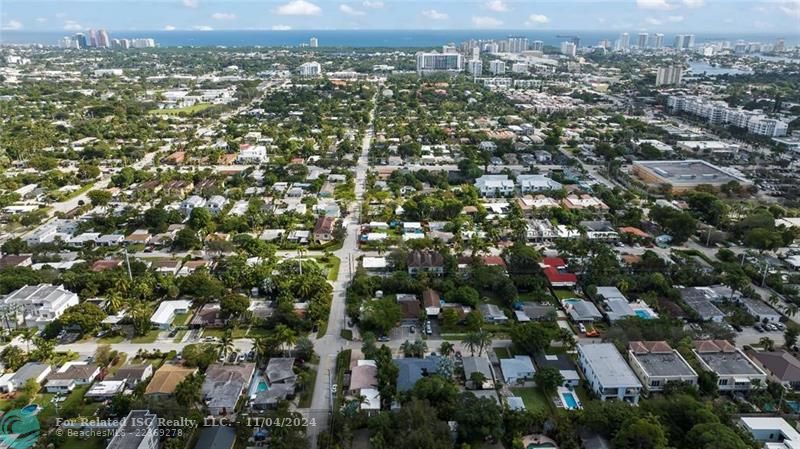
(634, 310, 652, 319)
(562, 392, 578, 409)
(249, 372, 269, 398)
(257, 381, 268, 392)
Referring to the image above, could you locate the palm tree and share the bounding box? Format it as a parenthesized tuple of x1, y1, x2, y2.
(760, 337, 776, 352)
(784, 303, 799, 318)
(106, 292, 125, 314)
(475, 329, 492, 357)
(273, 324, 297, 357)
(21, 328, 38, 353)
(220, 330, 235, 360)
(253, 336, 270, 365)
(462, 332, 481, 357)
(439, 341, 454, 358)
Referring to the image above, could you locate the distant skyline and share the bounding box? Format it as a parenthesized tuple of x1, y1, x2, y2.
(1, 0, 799, 35)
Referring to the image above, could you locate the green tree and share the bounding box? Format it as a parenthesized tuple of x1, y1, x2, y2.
(0, 345, 26, 371)
(361, 296, 402, 335)
(87, 189, 112, 207)
(172, 228, 201, 251)
(1, 238, 28, 255)
(613, 416, 669, 449)
(685, 423, 750, 449)
(57, 302, 106, 335)
(453, 392, 503, 444)
(510, 322, 554, 355)
(188, 207, 212, 231)
(175, 373, 204, 407)
(220, 293, 250, 320)
(533, 366, 564, 393)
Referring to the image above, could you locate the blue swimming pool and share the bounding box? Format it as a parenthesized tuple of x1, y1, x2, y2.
(257, 381, 269, 392)
(635, 310, 653, 319)
(562, 392, 578, 409)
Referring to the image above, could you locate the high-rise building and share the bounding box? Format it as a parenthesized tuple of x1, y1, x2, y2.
(415, 52, 464, 75)
(638, 33, 649, 49)
(686, 34, 695, 48)
(531, 40, 544, 51)
(656, 65, 683, 86)
(97, 29, 110, 48)
(298, 61, 322, 76)
(674, 34, 686, 49)
(619, 32, 630, 50)
(130, 38, 156, 48)
(734, 40, 747, 54)
(88, 29, 98, 47)
(472, 46, 480, 60)
(560, 41, 577, 57)
(466, 60, 483, 76)
(309, 37, 318, 47)
(442, 44, 458, 54)
(74, 33, 88, 49)
(59, 36, 77, 49)
(507, 36, 529, 53)
(651, 33, 664, 49)
(489, 60, 506, 75)
(774, 38, 785, 53)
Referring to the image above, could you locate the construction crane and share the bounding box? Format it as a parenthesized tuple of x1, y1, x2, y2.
(556, 35, 581, 47)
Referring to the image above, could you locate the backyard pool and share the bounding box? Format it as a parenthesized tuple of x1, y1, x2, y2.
(557, 387, 582, 410)
(20, 404, 41, 416)
(257, 381, 268, 392)
(248, 372, 269, 398)
(634, 310, 653, 319)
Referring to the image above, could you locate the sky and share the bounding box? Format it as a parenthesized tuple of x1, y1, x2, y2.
(1, 0, 799, 34)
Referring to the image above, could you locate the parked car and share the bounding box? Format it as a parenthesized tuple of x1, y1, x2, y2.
(409, 325, 415, 334)
(378, 336, 390, 342)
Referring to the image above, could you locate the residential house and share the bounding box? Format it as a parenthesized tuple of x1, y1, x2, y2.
(562, 194, 608, 210)
(2, 362, 52, 393)
(180, 195, 206, 215)
(580, 221, 619, 241)
(266, 358, 296, 385)
(565, 299, 603, 323)
(195, 426, 237, 449)
(190, 303, 226, 329)
(202, 363, 256, 416)
(514, 302, 556, 322)
(475, 175, 515, 197)
(517, 175, 562, 193)
(144, 364, 197, 397)
(407, 250, 445, 276)
(0, 254, 32, 269)
(627, 341, 698, 392)
(751, 350, 800, 390)
(237, 145, 268, 164)
(394, 357, 441, 392)
(692, 340, 767, 392)
(109, 364, 154, 389)
(0, 284, 79, 329)
(106, 410, 159, 449)
(500, 355, 535, 385)
(478, 303, 508, 323)
(577, 343, 642, 404)
(150, 299, 191, 329)
(45, 362, 100, 393)
(422, 289, 441, 317)
(540, 257, 577, 287)
(207, 195, 228, 215)
(463, 356, 495, 389)
(738, 417, 800, 449)
(396, 293, 421, 321)
(739, 297, 781, 323)
(85, 380, 126, 400)
(534, 353, 580, 387)
(595, 286, 636, 322)
(678, 287, 726, 322)
(348, 360, 380, 410)
(313, 216, 336, 243)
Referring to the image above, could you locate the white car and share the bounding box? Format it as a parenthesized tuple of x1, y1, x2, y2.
(578, 323, 587, 333)
(331, 384, 338, 394)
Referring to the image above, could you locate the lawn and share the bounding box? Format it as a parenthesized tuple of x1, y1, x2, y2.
(148, 103, 212, 115)
(172, 330, 187, 343)
(173, 312, 192, 326)
(203, 328, 248, 338)
(511, 387, 551, 412)
(130, 330, 160, 343)
(324, 256, 341, 281)
(493, 347, 511, 359)
(98, 334, 125, 344)
(552, 289, 581, 300)
(298, 368, 318, 408)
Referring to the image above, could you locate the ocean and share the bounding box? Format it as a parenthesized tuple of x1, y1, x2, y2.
(2, 29, 798, 49)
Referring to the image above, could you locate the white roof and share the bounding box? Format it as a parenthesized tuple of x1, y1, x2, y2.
(740, 417, 800, 449)
(362, 257, 387, 269)
(86, 380, 126, 396)
(359, 387, 381, 410)
(150, 300, 192, 326)
(579, 343, 642, 389)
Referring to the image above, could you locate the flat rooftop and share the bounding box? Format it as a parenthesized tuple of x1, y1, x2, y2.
(697, 351, 762, 376)
(634, 159, 750, 185)
(633, 352, 697, 377)
(579, 343, 641, 388)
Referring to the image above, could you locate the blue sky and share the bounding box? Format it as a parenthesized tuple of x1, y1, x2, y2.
(1, 0, 799, 33)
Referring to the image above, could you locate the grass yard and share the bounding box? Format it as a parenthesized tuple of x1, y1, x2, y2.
(98, 334, 125, 344)
(511, 387, 551, 413)
(493, 347, 511, 359)
(552, 289, 581, 301)
(147, 103, 212, 115)
(324, 256, 341, 281)
(130, 330, 160, 343)
(298, 368, 319, 408)
(203, 328, 248, 338)
(173, 312, 192, 326)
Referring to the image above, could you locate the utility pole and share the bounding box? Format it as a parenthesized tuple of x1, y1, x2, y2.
(762, 261, 770, 287)
(125, 246, 133, 281)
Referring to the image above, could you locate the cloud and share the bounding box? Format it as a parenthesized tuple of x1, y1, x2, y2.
(164, 25, 177, 31)
(667, 15, 684, 22)
(422, 9, 448, 20)
(339, 4, 365, 16)
(682, 0, 705, 8)
(63, 20, 82, 31)
(486, 0, 509, 12)
(362, 0, 384, 8)
(472, 16, 503, 28)
(193, 25, 214, 31)
(778, 0, 800, 18)
(36, 17, 48, 23)
(211, 12, 236, 20)
(636, 0, 673, 10)
(644, 17, 662, 25)
(272, 24, 293, 30)
(182, 0, 199, 8)
(2, 20, 23, 30)
(276, 0, 322, 16)
(525, 14, 550, 25)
